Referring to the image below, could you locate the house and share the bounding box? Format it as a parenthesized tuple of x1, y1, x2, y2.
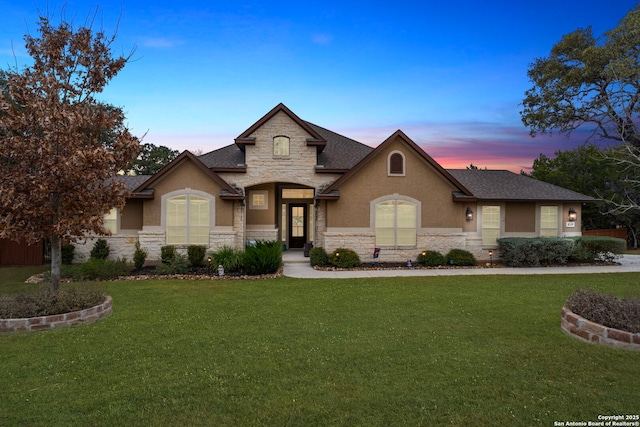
(71, 103, 595, 263)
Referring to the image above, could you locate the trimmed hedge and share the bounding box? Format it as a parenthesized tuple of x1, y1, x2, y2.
(329, 248, 361, 268)
(571, 236, 625, 262)
(498, 238, 574, 267)
(445, 249, 476, 266)
(187, 245, 206, 266)
(417, 250, 446, 267)
(498, 236, 625, 267)
(309, 247, 329, 267)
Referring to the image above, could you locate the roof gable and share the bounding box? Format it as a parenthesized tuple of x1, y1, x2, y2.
(132, 151, 242, 200)
(234, 103, 326, 151)
(320, 130, 472, 196)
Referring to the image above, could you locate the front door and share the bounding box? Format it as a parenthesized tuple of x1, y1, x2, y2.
(288, 204, 307, 249)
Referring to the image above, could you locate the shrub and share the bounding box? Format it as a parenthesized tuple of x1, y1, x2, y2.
(571, 236, 625, 262)
(417, 250, 445, 267)
(445, 249, 476, 266)
(244, 240, 282, 275)
(62, 258, 132, 281)
(498, 238, 573, 267)
(90, 238, 110, 260)
(187, 245, 206, 266)
(309, 247, 329, 267)
(156, 253, 190, 275)
(0, 286, 106, 319)
(566, 289, 640, 333)
(133, 241, 148, 270)
(160, 245, 176, 264)
(61, 244, 75, 265)
(329, 248, 361, 268)
(209, 246, 245, 273)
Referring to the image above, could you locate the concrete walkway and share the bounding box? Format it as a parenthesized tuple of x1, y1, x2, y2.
(282, 250, 640, 278)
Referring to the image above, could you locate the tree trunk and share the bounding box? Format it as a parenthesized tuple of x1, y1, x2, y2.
(629, 226, 638, 249)
(50, 234, 61, 292)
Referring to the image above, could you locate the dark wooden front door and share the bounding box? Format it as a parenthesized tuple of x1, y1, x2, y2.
(288, 204, 307, 249)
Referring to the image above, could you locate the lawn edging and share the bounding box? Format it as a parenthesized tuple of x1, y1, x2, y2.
(0, 296, 112, 333)
(561, 305, 640, 351)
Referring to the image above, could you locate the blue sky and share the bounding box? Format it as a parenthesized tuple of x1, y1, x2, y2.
(1, 0, 637, 171)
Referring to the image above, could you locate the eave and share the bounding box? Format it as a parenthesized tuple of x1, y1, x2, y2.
(130, 189, 155, 199)
(315, 190, 340, 200)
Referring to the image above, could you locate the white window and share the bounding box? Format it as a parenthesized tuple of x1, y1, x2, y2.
(166, 194, 210, 245)
(274, 136, 290, 156)
(482, 205, 501, 246)
(104, 208, 118, 234)
(540, 206, 559, 237)
(388, 151, 405, 176)
(375, 199, 417, 246)
(249, 190, 268, 210)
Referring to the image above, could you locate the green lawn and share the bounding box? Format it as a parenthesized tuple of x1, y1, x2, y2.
(1, 268, 639, 426)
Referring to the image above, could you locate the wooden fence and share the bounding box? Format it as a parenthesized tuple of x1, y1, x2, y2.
(582, 228, 628, 241)
(0, 239, 44, 265)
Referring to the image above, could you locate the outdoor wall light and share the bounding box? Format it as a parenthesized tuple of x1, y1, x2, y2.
(568, 208, 577, 222)
(465, 207, 474, 221)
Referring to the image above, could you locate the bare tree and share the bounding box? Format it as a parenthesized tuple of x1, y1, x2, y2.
(0, 12, 140, 290)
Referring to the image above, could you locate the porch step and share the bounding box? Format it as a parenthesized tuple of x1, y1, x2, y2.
(282, 250, 308, 264)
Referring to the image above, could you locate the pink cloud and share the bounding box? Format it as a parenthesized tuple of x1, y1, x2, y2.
(340, 121, 602, 173)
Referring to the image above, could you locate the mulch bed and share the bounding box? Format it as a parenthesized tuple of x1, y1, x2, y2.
(314, 260, 619, 271)
(25, 266, 283, 284)
(26, 259, 620, 283)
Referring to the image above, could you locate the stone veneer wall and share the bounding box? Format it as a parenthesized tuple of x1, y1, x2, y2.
(1, 296, 112, 333)
(322, 230, 481, 262)
(561, 306, 640, 351)
(73, 234, 139, 263)
(75, 229, 238, 264)
(246, 228, 279, 244)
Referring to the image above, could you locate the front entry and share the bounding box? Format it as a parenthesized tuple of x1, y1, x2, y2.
(288, 204, 307, 248)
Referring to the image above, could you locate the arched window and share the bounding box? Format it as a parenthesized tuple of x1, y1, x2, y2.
(373, 195, 418, 246)
(274, 135, 290, 156)
(164, 190, 212, 245)
(388, 151, 405, 176)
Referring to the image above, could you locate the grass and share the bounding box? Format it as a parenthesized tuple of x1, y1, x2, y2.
(1, 267, 639, 426)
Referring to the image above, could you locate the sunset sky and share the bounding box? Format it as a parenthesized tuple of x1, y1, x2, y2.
(1, 0, 637, 172)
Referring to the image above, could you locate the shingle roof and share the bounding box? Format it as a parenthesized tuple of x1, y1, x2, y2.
(306, 122, 374, 170)
(113, 174, 152, 191)
(197, 121, 374, 171)
(197, 144, 246, 169)
(446, 169, 596, 202)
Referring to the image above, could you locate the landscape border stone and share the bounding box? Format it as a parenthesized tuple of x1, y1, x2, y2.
(561, 305, 640, 351)
(0, 296, 112, 334)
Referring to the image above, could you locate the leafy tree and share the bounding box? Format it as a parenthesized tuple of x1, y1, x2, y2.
(520, 5, 640, 147)
(528, 145, 640, 246)
(125, 142, 179, 175)
(0, 15, 139, 290)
